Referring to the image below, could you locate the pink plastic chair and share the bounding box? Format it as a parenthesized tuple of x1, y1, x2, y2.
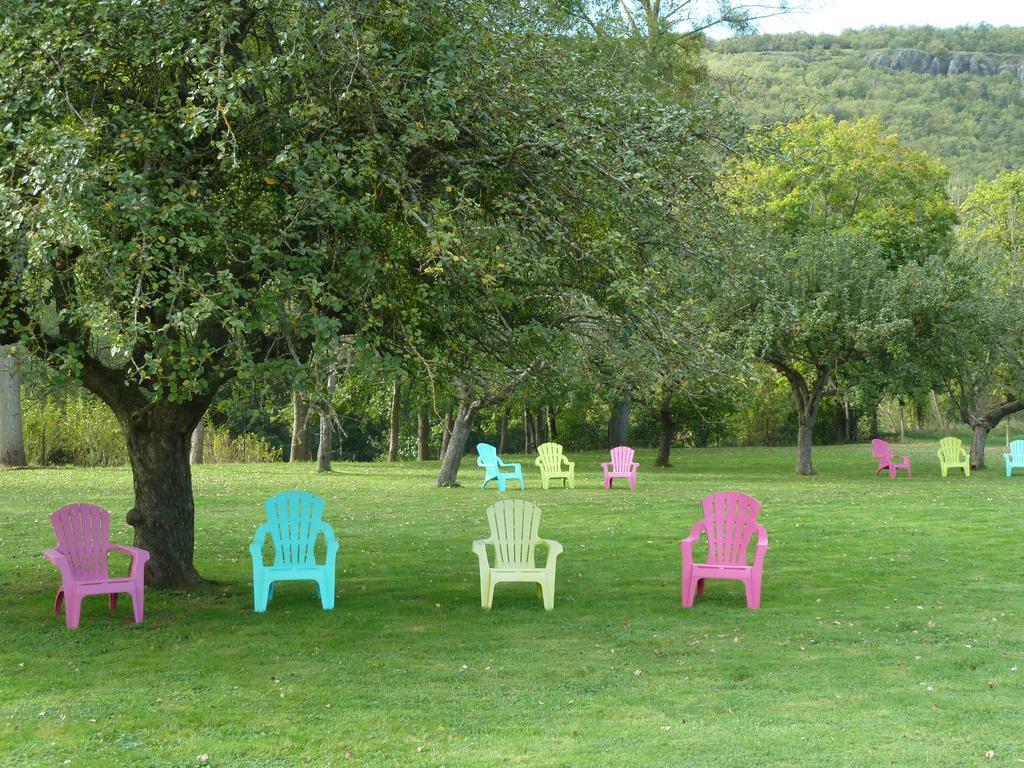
(602, 446, 638, 490)
(681, 491, 767, 609)
(871, 439, 911, 478)
(43, 504, 149, 629)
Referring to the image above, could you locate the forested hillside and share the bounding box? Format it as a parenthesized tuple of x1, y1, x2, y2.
(708, 25, 1024, 196)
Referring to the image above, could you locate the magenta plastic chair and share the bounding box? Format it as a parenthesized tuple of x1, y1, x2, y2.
(871, 438, 911, 478)
(43, 504, 149, 629)
(602, 446, 638, 491)
(681, 491, 767, 609)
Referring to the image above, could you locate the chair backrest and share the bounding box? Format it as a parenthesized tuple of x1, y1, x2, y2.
(1009, 440, 1024, 462)
(938, 437, 963, 463)
(50, 503, 112, 580)
(609, 445, 635, 472)
(263, 491, 326, 568)
(536, 442, 565, 471)
(700, 491, 761, 567)
(485, 499, 541, 568)
(871, 439, 891, 461)
(477, 443, 498, 469)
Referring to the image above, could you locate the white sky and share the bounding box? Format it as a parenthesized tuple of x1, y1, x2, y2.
(748, 0, 1023, 35)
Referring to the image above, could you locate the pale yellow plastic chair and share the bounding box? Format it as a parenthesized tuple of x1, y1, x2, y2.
(937, 436, 970, 478)
(535, 442, 575, 489)
(472, 499, 563, 611)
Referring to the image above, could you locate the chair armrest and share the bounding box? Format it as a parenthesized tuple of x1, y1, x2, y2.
(472, 539, 492, 568)
(499, 459, 522, 472)
(534, 457, 544, 468)
(249, 524, 271, 562)
(108, 545, 151, 578)
(753, 523, 768, 549)
(539, 539, 563, 570)
(630, 463, 639, 471)
(601, 462, 611, 470)
(564, 460, 575, 470)
(679, 520, 707, 563)
(892, 454, 909, 462)
(316, 522, 340, 562)
(43, 548, 75, 580)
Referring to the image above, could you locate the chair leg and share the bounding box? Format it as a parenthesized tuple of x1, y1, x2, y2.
(131, 589, 145, 623)
(541, 579, 555, 611)
(681, 566, 695, 607)
(497, 477, 506, 492)
(319, 573, 335, 610)
(480, 573, 490, 609)
(54, 589, 65, 616)
(629, 476, 636, 491)
(744, 578, 762, 609)
(486, 578, 496, 611)
(65, 591, 82, 630)
(254, 575, 270, 613)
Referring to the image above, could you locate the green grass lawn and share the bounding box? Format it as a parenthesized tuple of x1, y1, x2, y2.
(1, 441, 1022, 767)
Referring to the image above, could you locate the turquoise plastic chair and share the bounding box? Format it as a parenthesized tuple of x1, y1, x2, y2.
(476, 443, 524, 491)
(249, 491, 339, 612)
(1005, 440, 1024, 477)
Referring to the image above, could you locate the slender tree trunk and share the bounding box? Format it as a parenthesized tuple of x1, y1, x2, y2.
(498, 409, 509, 453)
(439, 410, 454, 462)
(289, 391, 312, 462)
(436, 400, 478, 487)
(417, 406, 430, 461)
(655, 394, 675, 467)
(0, 346, 27, 467)
(774, 363, 830, 476)
(524, 409, 537, 452)
(388, 377, 401, 462)
(546, 407, 557, 442)
(608, 395, 630, 447)
(316, 373, 337, 473)
(118, 403, 207, 588)
(533, 411, 544, 444)
(899, 402, 906, 442)
(189, 419, 205, 465)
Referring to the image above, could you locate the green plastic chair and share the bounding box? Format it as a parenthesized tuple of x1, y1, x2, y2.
(937, 437, 970, 478)
(472, 499, 562, 611)
(535, 442, 575, 489)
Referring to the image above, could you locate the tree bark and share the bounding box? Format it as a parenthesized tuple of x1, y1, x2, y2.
(498, 409, 509, 454)
(189, 419, 205, 465)
(533, 411, 545, 445)
(117, 403, 207, 588)
(316, 372, 337, 472)
(388, 377, 401, 462)
(436, 400, 478, 487)
(655, 394, 675, 467)
(524, 409, 537, 452)
(970, 422, 990, 470)
(608, 395, 631, 447)
(416, 405, 430, 461)
(289, 391, 312, 462)
(0, 346, 27, 467)
(546, 406, 557, 442)
(439, 410, 454, 462)
(771, 359, 830, 476)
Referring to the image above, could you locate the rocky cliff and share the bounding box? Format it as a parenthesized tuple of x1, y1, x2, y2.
(866, 49, 1024, 84)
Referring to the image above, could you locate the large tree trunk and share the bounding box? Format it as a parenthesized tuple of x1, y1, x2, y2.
(608, 395, 631, 447)
(417, 406, 430, 461)
(439, 410, 454, 462)
(498, 409, 509, 454)
(796, 420, 816, 475)
(0, 346, 27, 467)
(655, 394, 674, 467)
(189, 419, 205, 465)
(969, 422, 990, 470)
(388, 377, 401, 462)
(436, 400, 478, 487)
(289, 391, 312, 462)
(119, 404, 207, 588)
